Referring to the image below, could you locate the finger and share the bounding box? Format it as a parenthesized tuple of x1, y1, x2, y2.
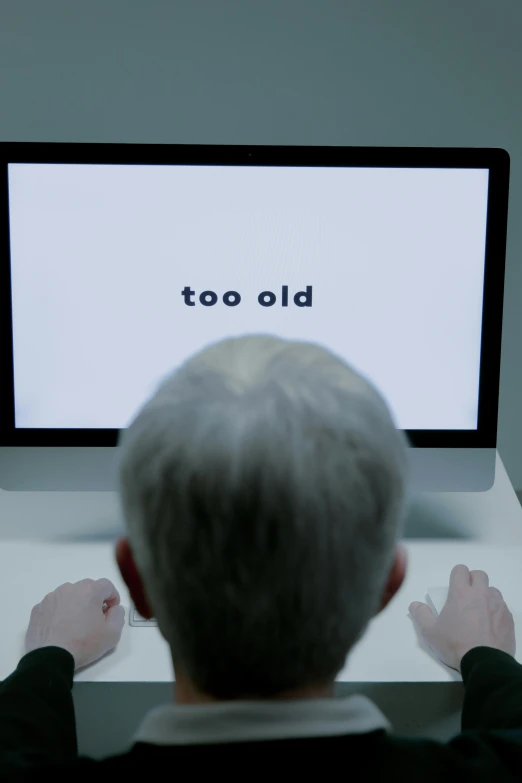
(93, 578, 120, 607)
(470, 570, 489, 589)
(449, 564, 471, 592)
(409, 601, 437, 633)
(105, 604, 126, 633)
(489, 586, 504, 601)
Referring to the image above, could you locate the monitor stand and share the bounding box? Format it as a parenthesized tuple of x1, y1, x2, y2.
(0, 446, 496, 492)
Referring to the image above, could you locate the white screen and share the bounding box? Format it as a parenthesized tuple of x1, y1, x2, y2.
(7, 163, 489, 430)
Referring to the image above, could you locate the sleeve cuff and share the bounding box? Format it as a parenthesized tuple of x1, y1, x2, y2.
(460, 646, 518, 683)
(17, 647, 75, 685)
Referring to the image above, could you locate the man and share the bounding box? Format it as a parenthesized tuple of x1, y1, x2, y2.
(0, 334, 520, 780)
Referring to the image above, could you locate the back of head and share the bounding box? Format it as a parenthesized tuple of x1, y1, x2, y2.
(119, 334, 409, 698)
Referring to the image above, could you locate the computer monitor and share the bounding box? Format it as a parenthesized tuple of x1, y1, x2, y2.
(0, 143, 509, 491)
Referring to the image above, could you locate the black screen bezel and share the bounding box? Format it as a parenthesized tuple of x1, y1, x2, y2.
(0, 142, 510, 447)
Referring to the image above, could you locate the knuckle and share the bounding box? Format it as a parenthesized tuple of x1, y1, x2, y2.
(57, 583, 72, 594)
(76, 578, 94, 588)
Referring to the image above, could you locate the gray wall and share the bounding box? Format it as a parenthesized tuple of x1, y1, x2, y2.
(0, 0, 521, 753)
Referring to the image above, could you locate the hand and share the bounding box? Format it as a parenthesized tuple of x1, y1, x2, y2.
(409, 564, 516, 672)
(25, 578, 126, 670)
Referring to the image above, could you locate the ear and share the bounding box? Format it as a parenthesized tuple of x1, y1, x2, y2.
(115, 537, 154, 620)
(376, 543, 407, 615)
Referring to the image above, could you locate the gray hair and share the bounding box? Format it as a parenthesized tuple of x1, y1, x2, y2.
(118, 334, 409, 698)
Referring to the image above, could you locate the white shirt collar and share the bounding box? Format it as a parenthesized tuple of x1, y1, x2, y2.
(134, 695, 390, 746)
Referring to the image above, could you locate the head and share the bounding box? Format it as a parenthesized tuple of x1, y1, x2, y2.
(116, 335, 409, 702)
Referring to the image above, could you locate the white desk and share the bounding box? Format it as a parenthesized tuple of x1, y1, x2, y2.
(0, 452, 521, 685)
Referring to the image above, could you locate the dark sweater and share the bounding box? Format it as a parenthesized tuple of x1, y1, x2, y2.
(1, 646, 522, 781)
